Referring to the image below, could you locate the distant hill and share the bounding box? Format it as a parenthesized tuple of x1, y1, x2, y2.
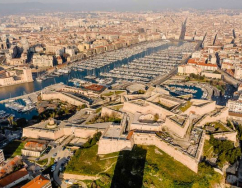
(0, 1, 242, 15)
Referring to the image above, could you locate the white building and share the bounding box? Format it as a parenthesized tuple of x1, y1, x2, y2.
(33, 54, 54, 67)
(227, 96, 242, 113)
(234, 64, 242, 80)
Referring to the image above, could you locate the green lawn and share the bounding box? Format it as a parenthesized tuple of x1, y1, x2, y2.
(206, 122, 230, 133)
(111, 105, 123, 111)
(203, 140, 214, 158)
(102, 92, 115, 96)
(3, 140, 25, 158)
(115, 91, 125, 95)
(65, 145, 222, 188)
(102, 91, 124, 97)
(95, 108, 102, 113)
(36, 159, 48, 166)
(47, 158, 55, 167)
(179, 101, 192, 112)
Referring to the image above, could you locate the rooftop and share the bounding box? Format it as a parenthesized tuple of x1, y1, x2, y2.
(103, 125, 124, 138)
(21, 175, 50, 188)
(0, 168, 28, 187)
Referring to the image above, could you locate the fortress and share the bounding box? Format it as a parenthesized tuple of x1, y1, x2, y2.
(23, 86, 234, 173)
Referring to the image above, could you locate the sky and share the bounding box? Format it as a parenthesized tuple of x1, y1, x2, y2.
(0, 0, 242, 11)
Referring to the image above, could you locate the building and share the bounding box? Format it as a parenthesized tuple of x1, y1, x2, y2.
(97, 90, 230, 173)
(187, 58, 218, 71)
(0, 156, 22, 179)
(227, 98, 242, 114)
(178, 64, 202, 75)
(23, 116, 109, 141)
(21, 175, 52, 188)
(21, 84, 231, 174)
(0, 168, 29, 188)
(0, 149, 5, 164)
(0, 68, 33, 87)
(234, 64, 242, 80)
(33, 54, 54, 67)
(21, 141, 46, 157)
(7, 58, 26, 66)
(41, 90, 88, 107)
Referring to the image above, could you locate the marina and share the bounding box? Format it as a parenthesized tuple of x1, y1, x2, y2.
(100, 42, 197, 83)
(0, 39, 235, 121)
(0, 40, 181, 101)
(165, 84, 204, 99)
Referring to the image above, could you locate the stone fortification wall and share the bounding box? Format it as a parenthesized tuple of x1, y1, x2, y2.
(63, 127, 99, 138)
(41, 92, 84, 106)
(133, 132, 203, 173)
(23, 128, 64, 140)
(213, 132, 237, 143)
(163, 117, 190, 138)
(98, 138, 134, 155)
(101, 107, 123, 118)
(184, 100, 216, 116)
(122, 101, 173, 121)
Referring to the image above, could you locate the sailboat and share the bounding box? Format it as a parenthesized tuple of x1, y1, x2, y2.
(36, 72, 43, 82)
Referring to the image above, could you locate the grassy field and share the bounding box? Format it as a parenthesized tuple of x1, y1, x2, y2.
(65, 145, 222, 188)
(65, 145, 119, 176)
(3, 140, 25, 158)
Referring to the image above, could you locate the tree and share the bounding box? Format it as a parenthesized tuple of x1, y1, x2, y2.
(209, 135, 241, 167)
(154, 114, 159, 122)
(16, 118, 27, 127)
(82, 132, 102, 148)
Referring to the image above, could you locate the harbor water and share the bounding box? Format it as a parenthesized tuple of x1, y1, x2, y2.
(0, 41, 184, 120)
(0, 41, 183, 101)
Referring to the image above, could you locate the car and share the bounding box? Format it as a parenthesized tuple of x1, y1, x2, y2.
(51, 166, 56, 172)
(62, 146, 66, 151)
(64, 180, 73, 185)
(59, 166, 64, 172)
(52, 153, 57, 157)
(45, 146, 51, 154)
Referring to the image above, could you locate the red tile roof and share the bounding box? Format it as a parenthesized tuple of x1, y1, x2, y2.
(85, 84, 106, 92)
(21, 175, 50, 188)
(126, 131, 134, 140)
(0, 168, 28, 187)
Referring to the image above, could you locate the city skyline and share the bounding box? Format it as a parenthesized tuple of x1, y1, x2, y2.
(0, 2, 242, 187)
(0, 0, 242, 11)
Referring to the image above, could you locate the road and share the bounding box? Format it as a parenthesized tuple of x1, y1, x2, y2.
(217, 68, 240, 87)
(39, 135, 74, 161)
(179, 18, 187, 40)
(38, 135, 73, 187)
(53, 157, 68, 188)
